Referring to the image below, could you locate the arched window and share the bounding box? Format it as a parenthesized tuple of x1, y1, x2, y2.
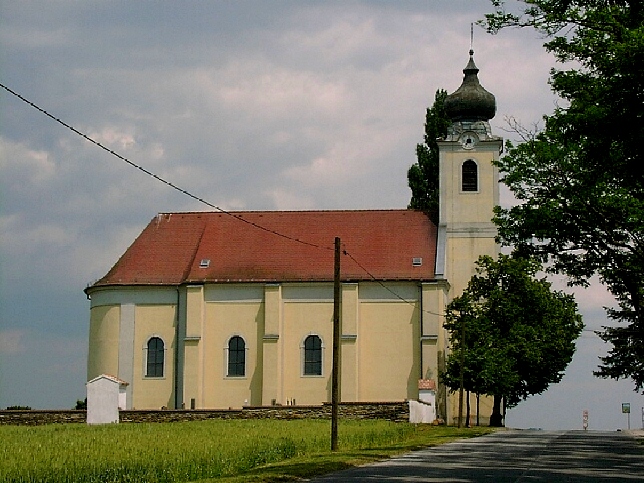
(146, 337, 164, 378)
(227, 336, 246, 377)
(303, 335, 322, 376)
(462, 160, 478, 192)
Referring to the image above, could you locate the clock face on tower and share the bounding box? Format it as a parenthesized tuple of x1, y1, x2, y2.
(460, 132, 478, 150)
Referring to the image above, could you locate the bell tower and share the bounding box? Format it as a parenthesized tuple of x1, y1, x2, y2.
(436, 49, 502, 299)
(434, 48, 502, 426)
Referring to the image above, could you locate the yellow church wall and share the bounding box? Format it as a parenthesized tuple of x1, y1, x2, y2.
(282, 300, 334, 405)
(340, 340, 357, 402)
(262, 284, 282, 405)
(183, 285, 204, 408)
(421, 340, 438, 381)
(438, 142, 500, 228)
(341, 284, 358, 335)
(182, 341, 199, 408)
(358, 300, 420, 401)
(443, 236, 498, 424)
(340, 284, 359, 402)
(131, 304, 176, 409)
(185, 285, 204, 338)
(420, 282, 446, 382)
(203, 300, 264, 408)
(446, 236, 498, 296)
(87, 282, 444, 410)
(447, 390, 494, 426)
(444, 163, 496, 224)
(87, 305, 120, 381)
(429, 282, 450, 421)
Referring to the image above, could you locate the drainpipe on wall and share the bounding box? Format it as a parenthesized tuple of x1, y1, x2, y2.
(418, 283, 424, 381)
(174, 286, 181, 410)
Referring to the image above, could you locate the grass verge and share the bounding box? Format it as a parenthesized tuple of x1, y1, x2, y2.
(0, 420, 494, 483)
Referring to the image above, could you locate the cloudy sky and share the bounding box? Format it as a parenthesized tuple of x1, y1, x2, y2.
(1, 0, 641, 429)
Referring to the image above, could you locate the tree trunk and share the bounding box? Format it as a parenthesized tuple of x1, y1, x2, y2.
(466, 390, 471, 428)
(490, 395, 504, 427)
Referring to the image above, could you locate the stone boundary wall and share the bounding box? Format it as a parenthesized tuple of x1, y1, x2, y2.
(0, 410, 86, 426)
(0, 402, 409, 426)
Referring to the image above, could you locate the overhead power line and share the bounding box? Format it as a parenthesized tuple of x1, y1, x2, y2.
(1, 81, 445, 317)
(343, 249, 445, 317)
(0, 82, 328, 251)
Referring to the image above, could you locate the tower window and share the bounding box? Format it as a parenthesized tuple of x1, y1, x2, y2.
(146, 337, 165, 378)
(303, 334, 323, 376)
(462, 160, 478, 192)
(227, 336, 246, 377)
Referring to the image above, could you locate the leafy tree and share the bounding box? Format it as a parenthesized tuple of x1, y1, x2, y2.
(442, 254, 583, 426)
(482, 1, 644, 390)
(407, 89, 450, 218)
(74, 398, 87, 410)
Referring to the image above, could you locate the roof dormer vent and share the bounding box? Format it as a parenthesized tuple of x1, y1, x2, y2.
(199, 259, 211, 268)
(412, 257, 423, 267)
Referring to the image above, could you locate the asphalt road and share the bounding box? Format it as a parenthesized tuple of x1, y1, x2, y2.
(306, 429, 644, 482)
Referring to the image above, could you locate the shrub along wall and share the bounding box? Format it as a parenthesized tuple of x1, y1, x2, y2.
(0, 402, 410, 426)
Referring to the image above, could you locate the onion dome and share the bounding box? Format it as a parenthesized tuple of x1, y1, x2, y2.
(444, 50, 496, 122)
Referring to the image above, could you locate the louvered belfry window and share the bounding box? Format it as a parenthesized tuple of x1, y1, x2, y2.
(462, 160, 478, 192)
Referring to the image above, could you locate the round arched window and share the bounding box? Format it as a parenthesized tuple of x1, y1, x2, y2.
(146, 337, 164, 377)
(227, 336, 246, 377)
(304, 335, 322, 376)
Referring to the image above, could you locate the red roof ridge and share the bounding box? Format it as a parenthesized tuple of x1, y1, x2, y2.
(154, 208, 423, 216)
(88, 209, 438, 289)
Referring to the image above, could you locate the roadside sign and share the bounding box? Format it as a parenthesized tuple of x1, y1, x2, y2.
(622, 403, 631, 430)
(582, 409, 588, 430)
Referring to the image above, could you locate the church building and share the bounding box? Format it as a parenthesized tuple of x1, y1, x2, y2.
(85, 50, 501, 424)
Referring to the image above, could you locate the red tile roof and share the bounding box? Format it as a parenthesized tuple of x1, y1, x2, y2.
(90, 210, 437, 287)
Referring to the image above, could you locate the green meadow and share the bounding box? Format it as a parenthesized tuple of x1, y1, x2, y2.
(0, 419, 493, 482)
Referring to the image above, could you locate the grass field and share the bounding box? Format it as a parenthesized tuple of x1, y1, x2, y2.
(0, 420, 494, 482)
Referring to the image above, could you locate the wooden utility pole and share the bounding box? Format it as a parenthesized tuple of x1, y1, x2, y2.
(331, 237, 341, 451)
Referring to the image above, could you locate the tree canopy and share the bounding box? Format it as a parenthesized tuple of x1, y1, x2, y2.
(442, 254, 583, 426)
(407, 89, 450, 218)
(482, 1, 644, 390)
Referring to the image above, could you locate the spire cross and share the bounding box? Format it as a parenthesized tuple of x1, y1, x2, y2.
(470, 22, 474, 56)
